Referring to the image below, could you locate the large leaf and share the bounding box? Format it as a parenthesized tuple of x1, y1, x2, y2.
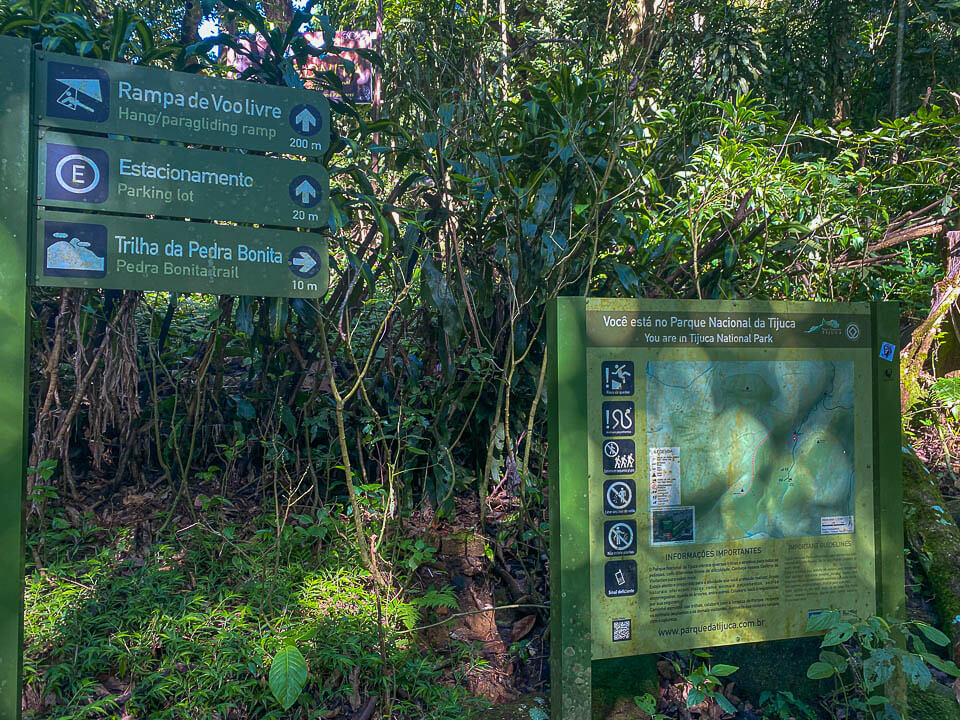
(269, 645, 307, 710)
(422, 256, 463, 348)
(806, 661, 836, 680)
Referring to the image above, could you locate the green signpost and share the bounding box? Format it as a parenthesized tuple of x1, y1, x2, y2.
(0, 34, 333, 719)
(38, 130, 329, 229)
(548, 298, 903, 718)
(34, 51, 330, 156)
(35, 210, 328, 297)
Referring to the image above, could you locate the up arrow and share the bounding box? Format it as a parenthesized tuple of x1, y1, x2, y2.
(295, 108, 316, 133)
(292, 252, 317, 273)
(294, 179, 316, 205)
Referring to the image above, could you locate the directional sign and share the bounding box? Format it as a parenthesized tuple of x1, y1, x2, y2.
(35, 51, 330, 157)
(38, 131, 329, 229)
(35, 210, 328, 297)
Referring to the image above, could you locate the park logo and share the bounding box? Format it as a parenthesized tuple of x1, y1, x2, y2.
(805, 318, 842, 337)
(45, 61, 110, 123)
(42, 220, 107, 279)
(44, 143, 109, 204)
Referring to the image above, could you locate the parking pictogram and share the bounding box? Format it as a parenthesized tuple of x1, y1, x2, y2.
(44, 143, 109, 203)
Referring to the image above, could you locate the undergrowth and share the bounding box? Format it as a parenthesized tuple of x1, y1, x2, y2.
(23, 498, 481, 720)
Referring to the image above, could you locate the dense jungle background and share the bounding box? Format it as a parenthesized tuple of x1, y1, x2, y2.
(5, 0, 960, 717)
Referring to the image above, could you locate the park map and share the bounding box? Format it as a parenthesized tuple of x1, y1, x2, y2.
(646, 360, 856, 545)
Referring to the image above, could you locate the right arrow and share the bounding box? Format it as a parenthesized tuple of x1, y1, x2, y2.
(294, 108, 316, 133)
(292, 252, 317, 273)
(294, 179, 316, 205)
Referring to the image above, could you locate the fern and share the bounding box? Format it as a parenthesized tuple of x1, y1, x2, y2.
(395, 602, 419, 631)
(391, 587, 459, 632)
(412, 586, 459, 610)
(931, 377, 960, 407)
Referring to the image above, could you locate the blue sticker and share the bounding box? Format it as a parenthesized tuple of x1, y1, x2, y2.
(879, 341, 896, 362)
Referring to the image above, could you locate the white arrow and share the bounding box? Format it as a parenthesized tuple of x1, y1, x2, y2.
(294, 179, 316, 204)
(292, 252, 317, 273)
(294, 108, 316, 133)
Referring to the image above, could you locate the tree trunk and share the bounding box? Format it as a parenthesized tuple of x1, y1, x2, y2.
(180, 0, 204, 67)
(261, 0, 293, 25)
(892, 0, 907, 117)
(829, 0, 852, 121)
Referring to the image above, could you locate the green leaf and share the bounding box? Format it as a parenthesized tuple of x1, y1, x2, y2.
(267, 297, 289, 340)
(714, 692, 738, 715)
(901, 654, 932, 689)
(822, 622, 855, 647)
(269, 645, 307, 710)
(915, 623, 951, 647)
(686, 688, 706, 707)
(806, 661, 836, 679)
(710, 664, 739, 677)
(863, 648, 896, 689)
(633, 694, 657, 714)
(820, 650, 848, 673)
(806, 611, 841, 632)
(281, 405, 297, 437)
(922, 653, 960, 677)
(866, 695, 889, 705)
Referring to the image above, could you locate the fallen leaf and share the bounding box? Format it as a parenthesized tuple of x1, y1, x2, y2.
(511, 615, 536, 642)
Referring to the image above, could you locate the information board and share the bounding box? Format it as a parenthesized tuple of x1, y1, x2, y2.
(35, 210, 328, 297)
(34, 51, 330, 157)
(38, 131, 329, 229)
(547, 298, 904, 720)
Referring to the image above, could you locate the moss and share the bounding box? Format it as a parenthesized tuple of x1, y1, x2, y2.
(903, 445, 960, 653)
(709, 637, 825, 704)
(908, 681, 960, 719)
(470, 695, 550, 720)
(591, 655, 658, 719)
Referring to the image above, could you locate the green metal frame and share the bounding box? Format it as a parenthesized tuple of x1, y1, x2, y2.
(872, 302, 905, 622)
(0, 35, 32, 720)
(548, 298, 593, 718)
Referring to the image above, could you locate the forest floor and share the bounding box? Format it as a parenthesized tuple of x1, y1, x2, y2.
(20, 418, 960, 719)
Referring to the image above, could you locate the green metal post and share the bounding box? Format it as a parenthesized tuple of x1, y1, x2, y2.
(873, 303, 906, 712)
(548, 298, 592, 719)
(873, 302, 904, 622)
(0, 35, 32, 720)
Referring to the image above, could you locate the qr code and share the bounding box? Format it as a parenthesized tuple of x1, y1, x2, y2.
(612, 619, 632, 642)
